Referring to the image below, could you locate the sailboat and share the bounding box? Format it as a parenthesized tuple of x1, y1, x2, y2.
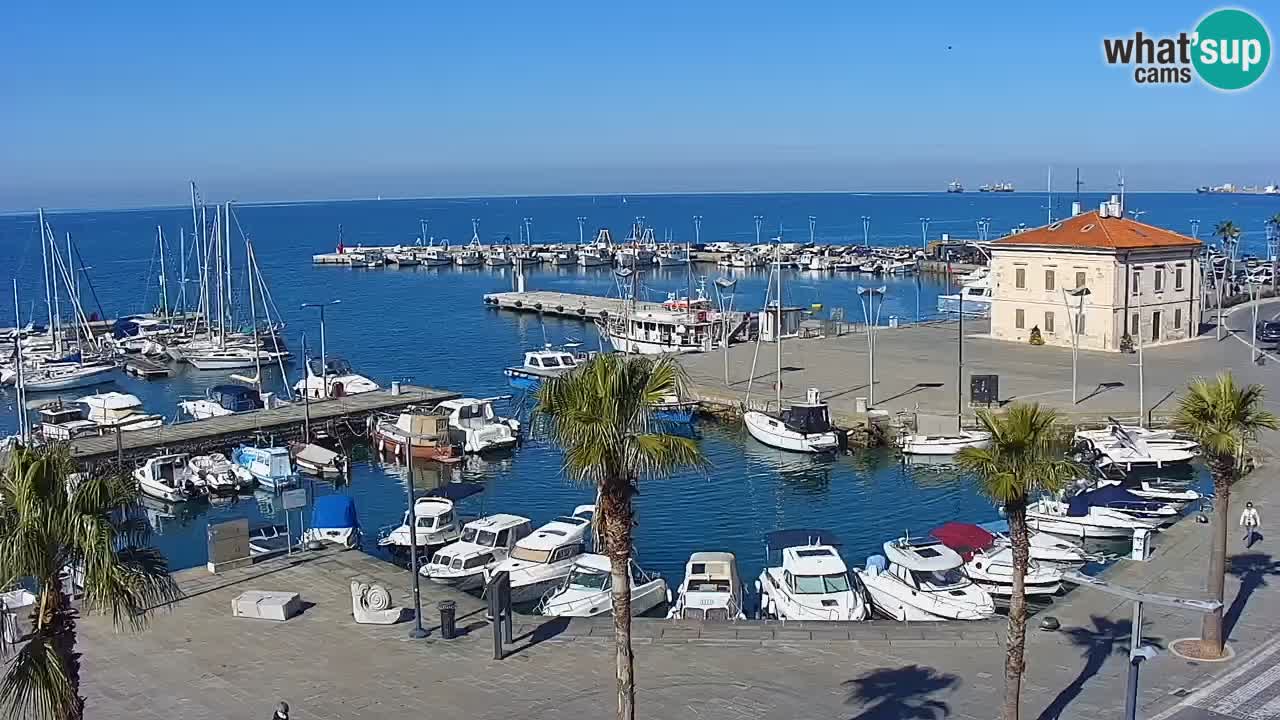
(742, 243, 843, 453)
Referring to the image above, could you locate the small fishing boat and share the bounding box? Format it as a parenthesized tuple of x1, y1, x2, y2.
(299, 495, 361, 549)
(744, 388, 843, 454)
(576, 247, 611, 267)
(856, 536, 996, 621)
(377, 483, 483, 552)
(373, 410, 462, 462)
(549, 248, 578, 266)
(290, 442, 346, 477)
(187, 453, 254, 494)
(757, 530, 868, 622)
(435, 397, 520, 453)
(653, 395, 698, 424)
(537, 554, 669, 618)
(486, 505, 595, 603)
(421, 514, 534, 590)
(419, 247, 453, 267)
(133, 454, 203, 503)
(232, 445, 299, 491)
(668, 552, 746, 620)
(899, 431, 991, 456)
(485, 248, 514, 267)
(386, 250, 421, 267)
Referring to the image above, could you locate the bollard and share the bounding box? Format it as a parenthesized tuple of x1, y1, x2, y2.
(438, 600, 456, 640)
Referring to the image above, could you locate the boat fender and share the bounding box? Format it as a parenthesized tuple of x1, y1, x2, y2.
(577, 307, 586, 315)
(599, 310, 608, 319)
(534, 303, 543, 310)
(556, 305, 564, 312)
(514, 300, 523, 308)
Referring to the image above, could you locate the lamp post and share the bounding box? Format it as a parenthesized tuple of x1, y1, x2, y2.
(857, 286, 887, 406)
(715, 277, 737, 385)
(753, 215, 764, 246)
(576, 216, 586, 245)
(861, 216, 871, 247)
(1250, 279, 1261, 363)
(1064, 287, 1091, 404)
(301, 300, 341, 398)
(405, 434, 427, 639)
(1132, 269, 1145, 427)
(919, 217, 931, 250)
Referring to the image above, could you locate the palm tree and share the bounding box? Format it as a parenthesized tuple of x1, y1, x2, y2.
(1171, 373, 1277, 658)
(1215, 220, 1242, 286)
(535, 354, 706, 720)
(955, 403, 1083, 720)
(0, 445, 181, 720)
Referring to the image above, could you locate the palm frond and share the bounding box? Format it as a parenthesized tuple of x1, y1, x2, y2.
(0, 631, 80, 720)
(1171, 372, 1278, 467)
(956, 403, 1084, 505)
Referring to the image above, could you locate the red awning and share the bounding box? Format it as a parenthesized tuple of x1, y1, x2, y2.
(930, 522, 996, 561)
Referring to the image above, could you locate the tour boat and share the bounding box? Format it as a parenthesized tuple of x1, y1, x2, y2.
(299, 495, 361, 549)
(1025, 494, 1159, 539)
(598, 308, 717, 355)
(668, 552, 746, 621)
(503, 347, 587, 391)
(231, 445, 300, 491)
(930, 522, 1063, 597)
(133, 454, 203, 503)
(373, 410, 462, 462)
(855, 536, 996, 621)
(434, 397, 520, 453)
(757, 530, 869, 622)
(936, 275, 992, 317)
(537, 554, 669, 618)
(186, 453, 254, 494)
(179, 384, 264, 421)
(78, 392, 164, 432)
(293, 357, 380, 400)
(744, 388, 843, 454)
(486, 505, 595, 603)
(899, 430, 991, 456)
(421, 514, 534, 590)
(377, 483, 483, 552)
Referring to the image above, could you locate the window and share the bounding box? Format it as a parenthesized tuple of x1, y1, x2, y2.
(1131, 313, 1140, 336)
(1015, 267, 1026, 289)
(464, 552, 494, 570)
(1175, 267, 1185, 290)
(792, 573, 853, 594)
(1045, 270, 1055, 291)
(1075, 270, 1087, 289)
(1174, 308, 1182, 329)
(1132, 268, 1141, 294)
(1154, 268, 1164, 292)
(1152, 311, 1162, 341)
(495, 529, 511, 547)
(1015, 308, 1025, 329)
(1044, 311, 1055, 333)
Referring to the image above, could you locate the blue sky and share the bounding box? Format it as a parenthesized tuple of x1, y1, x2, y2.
(1, 1, 1275, 209)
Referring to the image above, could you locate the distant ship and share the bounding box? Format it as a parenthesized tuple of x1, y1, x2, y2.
(947, 180, 964, 193)
(979, 182, 1015, 193)
(1197, 183, 1280, 195)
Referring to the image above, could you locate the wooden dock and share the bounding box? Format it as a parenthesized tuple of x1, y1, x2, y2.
(123, 356, 173, 379)
(70, 384, 459, 464)
(482, 290, 674, 322)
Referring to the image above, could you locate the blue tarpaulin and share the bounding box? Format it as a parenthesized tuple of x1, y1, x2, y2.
(310, 495, 359, 530)
(1068, 485, 1161, 516)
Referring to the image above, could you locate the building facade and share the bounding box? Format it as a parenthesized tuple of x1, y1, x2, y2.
(989, 200, 1202, 352)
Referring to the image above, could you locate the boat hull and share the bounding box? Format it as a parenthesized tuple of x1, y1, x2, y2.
(25, 365, 118, 392)
(374, 432, 461, 463)
(744, 411, 840, 454)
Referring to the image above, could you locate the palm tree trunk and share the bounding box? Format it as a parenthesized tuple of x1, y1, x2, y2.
(1202, 464, 1233, 656)
(601, 481, 636, 720)
(33, 586, 84, 719)
(1003, 502, 1030, 720)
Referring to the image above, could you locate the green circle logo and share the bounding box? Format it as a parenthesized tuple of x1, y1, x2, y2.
(1193, 8, 1271, 90)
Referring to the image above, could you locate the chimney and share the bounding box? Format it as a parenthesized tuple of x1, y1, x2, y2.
(1071, 201, 1082, 217)
(1099, 201, 1110, 218)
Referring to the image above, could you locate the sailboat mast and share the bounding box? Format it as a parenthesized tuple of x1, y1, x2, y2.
(247, 238, 262, 396)
(178, 227, 187, 314)
(775, 242, 782, 409)
(157, 226, 170, 319)
(215, 205, 225, 342)
(49, 225, 63, 356)
(65, 233, 81, 354)
(13, 280, 27, 442)
(224, 202, 233, 335)
(38, 208, 54, 345)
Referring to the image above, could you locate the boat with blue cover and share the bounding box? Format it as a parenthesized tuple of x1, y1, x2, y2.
(301, 495, 361, 549)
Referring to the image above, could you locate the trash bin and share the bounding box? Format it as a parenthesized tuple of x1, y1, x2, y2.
(438, 600, 457, 639)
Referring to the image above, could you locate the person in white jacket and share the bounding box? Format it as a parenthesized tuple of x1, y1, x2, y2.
(1241, 502, 1262, 548)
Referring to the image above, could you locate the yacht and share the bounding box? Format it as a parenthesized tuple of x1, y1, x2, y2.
(78, 392, 163, 432)
(856, 536, 996, 621)
(936, 275, 992, 317)
(179, 384, 264, 421)
(668, 552, 746, 621)
(133, 454, 203, 503)
(231, 445, 299, 491)
(976, 520, 1089, 569)
(187, 453, 254, 494)
(294, 357, 380, 400)
(434, 397, 520, 453)
(503, 347, 586, 391)
(486, 505, 595, 603)
(930, 523, 1063, 597)
(598, 308, 717, 355)
(537, 554, 669, 618)
(373, 410, 462, 462)
(421, 514, 534, 590)
(899, 430, 991, 456)
(1026, 494, 1159, 539)
(757, 530, 869, 622)
(186, 347, 284, 371)
(377, 483, 483, 552)
(744, 388, 843, 454)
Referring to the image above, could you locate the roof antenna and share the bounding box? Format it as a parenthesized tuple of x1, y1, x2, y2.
(1047, 166, 1053, 225)
(1117, 170, 1125, 215)
(1074, 167, 1082, 204)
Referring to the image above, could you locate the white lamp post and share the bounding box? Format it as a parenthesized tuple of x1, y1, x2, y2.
(301, 300, 341, 398)
(857, 286, 887, 406)
(1064, 287, 1091, 404)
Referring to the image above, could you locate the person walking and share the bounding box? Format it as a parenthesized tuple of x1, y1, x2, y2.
(1240, 502, 1262, 548)
(271, 701, 290, 720)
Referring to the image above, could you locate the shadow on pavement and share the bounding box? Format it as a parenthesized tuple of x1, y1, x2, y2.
(1036, 615, 1162, 720)
(1226, 552, 1280, 640)
(843, 664, 960, 719)
(505, 616, 572, 657)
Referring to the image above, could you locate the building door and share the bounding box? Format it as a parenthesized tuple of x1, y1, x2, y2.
(1151, 311, 1162, 342)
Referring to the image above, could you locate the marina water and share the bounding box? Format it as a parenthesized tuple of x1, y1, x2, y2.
(0, 191, 1252, 581)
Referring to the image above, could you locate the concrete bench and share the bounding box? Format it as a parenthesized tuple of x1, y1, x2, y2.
(231, 591, 303, 621)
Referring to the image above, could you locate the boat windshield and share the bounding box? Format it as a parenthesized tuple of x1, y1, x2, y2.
(912, 567, 969, 590)
(688, 579, 732, 593)
(567, 568, 610, 591)
(510, 546, 552, 563)
(461, 527, 478, 543)
(793, 573, 851, 594)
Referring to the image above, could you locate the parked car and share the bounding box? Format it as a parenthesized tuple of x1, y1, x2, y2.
(1257, 320, 1280, 345)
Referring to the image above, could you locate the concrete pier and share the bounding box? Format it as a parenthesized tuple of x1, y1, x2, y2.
(482, 290, 673, 322)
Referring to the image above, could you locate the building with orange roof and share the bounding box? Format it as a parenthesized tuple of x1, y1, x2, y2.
(989, 196, 1202, 352)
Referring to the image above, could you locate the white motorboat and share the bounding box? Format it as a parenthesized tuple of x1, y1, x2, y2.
(23, 361, 118, 393)
(1069, 484, 1180, 524)
(757, 530, 869, 622)
(668, 552, 746, 621)
(435, 397, 520, 453)
(1073, 421, 1192, 447)
(485, 249, 514, 267)
(598, 308, 717, 355)
(231, 445, 299, 491)
(855, 536, 996, 621)
(187, 453, 254, 494)
(930, 523, 1063, 597)
(1026, 495, 1159, 539)
(744, 388, 843, 454)
(537, 554, 669, 618)
(179, 384, 265, 420)
(883, 258, 918, 274)
(291, 442, 345, 477)
(78, 392, 163, 432)
(899, 431, 991, 456)
(936, 275, 992, 317)
(486, 505, 594, 603)
(977, 520, 1089, 568)
(133, 454, 203, 503)
(1119, 478, 1203, 505)
(377, 484, 484, 551)
(577, 248, 612, 267)
(299, 495, 361, 549)
(1073, 424, 1198, 470)
(549, 249, 578, 266)
(503, 347, 588, 391)
(293, 357, 380, 400)
(418, 247, 452, 266)
(421, 514, 533, 590)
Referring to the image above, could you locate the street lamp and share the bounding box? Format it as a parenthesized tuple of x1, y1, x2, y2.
(1131, 268, 1145, 427)
(861, 216, 871, 247)
(403, 427, 428, 639)
(919, 217, 931, 250)
(714, 277, 737, 385)
(576, 216, 587, 245)
(857, 286, 887, 407)
(753, 215, 764, 246)
(1064, 287, 1091, 404)
(300, 300, 341, 398)
(1250, 279, 1261, 364)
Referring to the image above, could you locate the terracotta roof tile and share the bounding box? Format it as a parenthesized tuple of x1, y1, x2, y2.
(992, 211, 1201, 250)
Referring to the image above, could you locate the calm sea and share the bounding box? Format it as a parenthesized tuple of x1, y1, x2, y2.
(0, 191, 1254, 578)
